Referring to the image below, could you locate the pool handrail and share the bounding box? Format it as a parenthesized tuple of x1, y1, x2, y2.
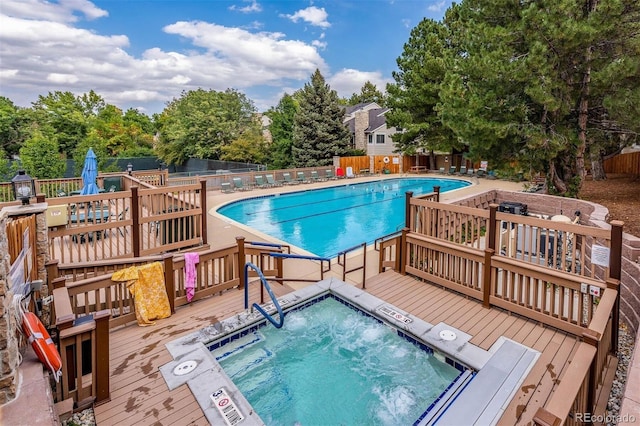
(336, 242, 367, 289)
(268, 252, 331, 273)
(247, 241, 291, 253)
(244, 262, 284, 329)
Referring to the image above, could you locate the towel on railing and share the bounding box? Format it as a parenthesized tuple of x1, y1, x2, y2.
(111, 262, 171, 326)
(184, 252, 199, 302)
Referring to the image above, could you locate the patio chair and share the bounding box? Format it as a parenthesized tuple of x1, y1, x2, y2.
(56, 189, 67, 197)
(310, 170, 323, 182)
(346, 167, 355, 178)
(232, 177, 251, 191)
(325, 169, 337, 180)
(448, 166, 457, 175)
(467, 168, 475, 177)
(220, 182, 234, 193)
(265, 174, 282, 187)
(476, 168, 486, 178)
(459, 166, 467, 175)
(282, 172, 299, 185)
(254, 175, 269, 189)
(438, 167, 445, 174)
(296, 171, 310, 184)
(110, 207, 129, 237)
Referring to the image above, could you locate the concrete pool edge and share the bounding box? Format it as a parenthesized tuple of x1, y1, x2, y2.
(160, 278, 540, 425)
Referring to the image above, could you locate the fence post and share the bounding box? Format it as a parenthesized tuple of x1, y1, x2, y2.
(400, 228, 408, 275)
(237, 236, 246, 289)
(131, 186, 140, 257)
(433, 186, 440, 202)
(405, 191, 413, 229)
(609, 220, 624, 354)
(200, 179, 208, 246)
(162, 253, 175, 313)
(94, 309, 111, 404)
(483, 248, 494, 308)
(488, 204, 498, 251)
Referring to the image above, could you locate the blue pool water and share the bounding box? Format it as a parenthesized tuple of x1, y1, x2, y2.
(217, 177, 469, 258)
(210, 296, 464, 425)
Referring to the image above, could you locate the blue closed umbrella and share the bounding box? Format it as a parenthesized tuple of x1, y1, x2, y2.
(80, 148, 99, 195)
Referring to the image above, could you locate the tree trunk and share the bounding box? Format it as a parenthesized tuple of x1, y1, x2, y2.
(590, 150, 607, 180)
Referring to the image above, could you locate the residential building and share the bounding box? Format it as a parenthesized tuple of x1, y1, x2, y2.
(343, 102, 399, 156)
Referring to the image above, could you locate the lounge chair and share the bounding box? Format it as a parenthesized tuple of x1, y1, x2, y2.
(438, 167, 445, 174)
(448, 166, 457, 175)
(282, 172, 299, 185)
(266, 174, 282, 187)
(232, 177, 251, 191)
(325, 169, 337, 180)
(254, 175, 269, 189)
(476, 169, 486, 178)
(336, 167, 345, 178)
(467, 168, 475, 177)
(346, 167, 355, 178)
(459, 166, 467, 175)
(310, 170, 324, 182)
(296, 171, 310, 183)
(220, 182, 234, 193)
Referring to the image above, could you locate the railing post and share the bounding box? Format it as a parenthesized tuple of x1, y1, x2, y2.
(94, 309, 111, 404)
(362, 242, 367, 289)
(582, 329, 599, 415)
(200, 179, 208, 246)
(405, 191, 413, 229)
(433, 185, 440, 202)
(488, 204, 498, 251)
(131, 186, 140, 257)
(237, 236, 246, 289)
(162, 253, 175, 313)
(483, 248, 494, 308)
(609, 220, 623, 354)
(400, 228, 408, 275)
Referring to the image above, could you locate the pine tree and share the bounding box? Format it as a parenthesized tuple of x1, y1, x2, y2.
(292, 70, 351, 167)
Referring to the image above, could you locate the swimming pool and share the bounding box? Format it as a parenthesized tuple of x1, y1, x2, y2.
(216, 177, 470, 258)
(211, 296, 465, 425)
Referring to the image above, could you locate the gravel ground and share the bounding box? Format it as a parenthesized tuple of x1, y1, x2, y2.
(61, 323, 635, 426)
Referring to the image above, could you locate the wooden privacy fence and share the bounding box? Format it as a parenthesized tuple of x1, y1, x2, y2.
(603, 151, 640, 175)
(376, 196, 622, 424)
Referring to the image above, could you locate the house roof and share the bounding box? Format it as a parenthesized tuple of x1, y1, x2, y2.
(366, 108, 390, 132)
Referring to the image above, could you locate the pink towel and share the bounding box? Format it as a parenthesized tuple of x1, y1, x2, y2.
(184, 252, 199, 302)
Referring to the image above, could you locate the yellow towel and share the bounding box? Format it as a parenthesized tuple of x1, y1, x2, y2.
(111, 262, 171, 326)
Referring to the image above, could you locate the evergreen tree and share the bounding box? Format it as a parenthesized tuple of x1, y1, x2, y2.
(386, 17, 461, 159)
(348, 81, 386, 106)
(292, 70, 351, 167)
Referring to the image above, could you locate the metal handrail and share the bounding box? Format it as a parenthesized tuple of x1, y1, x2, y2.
(244, 262, 284, 328)
(336, 242, 367, 289)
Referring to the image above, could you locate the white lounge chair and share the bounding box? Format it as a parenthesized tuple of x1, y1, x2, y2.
(346, 167, 355, 178)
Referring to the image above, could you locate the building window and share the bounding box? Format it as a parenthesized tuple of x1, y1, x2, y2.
(368, 134, 373, 144)
(376, 134, 385, 144)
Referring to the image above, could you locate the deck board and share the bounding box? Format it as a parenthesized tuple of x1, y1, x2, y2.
(95, 271, 582, 426)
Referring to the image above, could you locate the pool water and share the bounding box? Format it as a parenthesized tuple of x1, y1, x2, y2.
(211, 297, 463, 425)
(217, 177, 469, 258)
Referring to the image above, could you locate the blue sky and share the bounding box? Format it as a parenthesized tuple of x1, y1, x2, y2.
(0, 0, 454, 115)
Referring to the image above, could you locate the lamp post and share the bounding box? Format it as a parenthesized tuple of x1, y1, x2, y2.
(127, 163, 133, 176)
(11, 169, 36, 205)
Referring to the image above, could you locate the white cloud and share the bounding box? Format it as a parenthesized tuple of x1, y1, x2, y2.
(0, 2, 329, 113)
(327, 69, 393, 98)
(283, 6, 330, 28)
(1, 0, 107, 22)
(229, 0, 262, 14)
(428, 1, 447, 12)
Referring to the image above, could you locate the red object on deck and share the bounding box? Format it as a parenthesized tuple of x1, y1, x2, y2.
(336, 167, 344, 177)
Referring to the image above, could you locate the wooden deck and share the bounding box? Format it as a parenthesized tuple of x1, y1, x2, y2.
(94, 271, 579, 425)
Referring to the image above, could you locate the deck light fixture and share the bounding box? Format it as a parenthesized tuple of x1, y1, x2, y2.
(12, 169, 36, 205)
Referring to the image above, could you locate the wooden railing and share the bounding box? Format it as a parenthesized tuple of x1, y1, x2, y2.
(43, 180, 207, 262)
(383, 196, 623, 424)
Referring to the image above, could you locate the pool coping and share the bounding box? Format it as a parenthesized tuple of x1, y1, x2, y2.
(159, 278, 539, 425)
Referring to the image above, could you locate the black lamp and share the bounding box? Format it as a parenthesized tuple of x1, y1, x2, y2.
(12, 169, 36, 205)
(127, 163, 133, 175)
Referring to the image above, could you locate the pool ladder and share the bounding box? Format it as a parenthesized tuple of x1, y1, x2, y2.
(244, 262, 285, 328)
